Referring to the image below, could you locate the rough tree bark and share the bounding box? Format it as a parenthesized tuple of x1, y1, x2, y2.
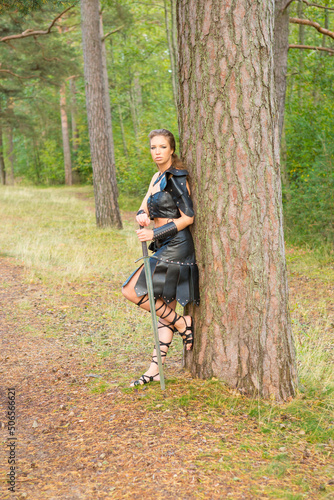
(274, 0, 290, 144)
(80, 0, 122, 228)
(178, 0, 297, 400)
(60, 82, 73, 186)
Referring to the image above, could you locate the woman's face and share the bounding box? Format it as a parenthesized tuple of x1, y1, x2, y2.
(150, 135, 174, 168)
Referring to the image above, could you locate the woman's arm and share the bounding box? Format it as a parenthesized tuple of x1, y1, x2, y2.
(173, 210, 194, 231)
(136, 172, 159, 227)
(137, 172, 159, 214)
(136, 181, 194, 242)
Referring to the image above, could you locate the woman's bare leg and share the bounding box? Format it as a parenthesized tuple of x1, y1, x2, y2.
(129, 310, 176, 386)
(122, 268, 192, 385)
(122, 269, 192, 349)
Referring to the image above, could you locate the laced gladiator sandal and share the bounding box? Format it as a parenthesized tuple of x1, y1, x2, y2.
(133, 373, 160, 386)
(157, 302, 194, 350)
(132, 305, 174, 387)
(151, 339, 172, 366)
(176, 317, 194, 350)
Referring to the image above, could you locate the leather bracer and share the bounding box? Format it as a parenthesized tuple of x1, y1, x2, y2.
(152, 221, 178, 242)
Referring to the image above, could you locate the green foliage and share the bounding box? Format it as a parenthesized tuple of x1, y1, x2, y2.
(0, 0, 74, 14)
(2, 0, 333, 248)
(283, 2, 334, 248)
(0, 3, 82, 184)
(284, 155, 334, 247)
(0, 0, 177, 195)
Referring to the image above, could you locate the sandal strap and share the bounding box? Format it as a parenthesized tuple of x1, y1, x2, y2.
(152, 339, 172, 364)
(133, 373, 159, 386)
(177, 317, 194, 349)
(137, 294, 149, 307)
(158, 323, 174, 333)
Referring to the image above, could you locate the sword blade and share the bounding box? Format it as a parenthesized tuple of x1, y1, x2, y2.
(140, 227, 165, 391)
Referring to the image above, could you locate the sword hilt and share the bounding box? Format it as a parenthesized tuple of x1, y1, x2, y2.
(139, 224, 149, 257)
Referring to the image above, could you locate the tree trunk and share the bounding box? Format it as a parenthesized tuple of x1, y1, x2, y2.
(7, 97, 15, 185)
(297, 1, 305, 105)
(128, 75, 139, 143)
(164, 0, 178, 110)
(7, 126, 15, 185)
(177, 0, 297, 400)
(118, 102, 129, 159)
(280, 124, 291, 200)
(60, 82, 73, 186)
(171, 0, 178, 75)
(80, 0, 122, 228)
(69, 78, 80, 184)
(69, 78, 79, 153)
(274, 0, 290, 144)
(0, 123, 5, 185)
(100, 11, 118, 196)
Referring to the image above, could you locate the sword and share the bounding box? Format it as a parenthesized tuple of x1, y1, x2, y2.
(139, 225, 165, 390)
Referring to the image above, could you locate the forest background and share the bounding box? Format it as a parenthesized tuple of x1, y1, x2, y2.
(0, 0, 333, 250)
(0, 2, 333, 497)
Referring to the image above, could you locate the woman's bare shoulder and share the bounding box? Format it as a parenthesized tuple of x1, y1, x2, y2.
(149, 172, 159, 186)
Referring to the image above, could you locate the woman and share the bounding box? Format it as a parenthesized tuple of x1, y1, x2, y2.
(122, 129, 200, 386)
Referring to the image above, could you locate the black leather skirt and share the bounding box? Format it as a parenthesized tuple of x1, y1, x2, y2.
(122, 227, 200, 307)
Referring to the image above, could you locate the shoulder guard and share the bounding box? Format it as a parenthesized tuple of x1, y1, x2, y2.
(167, 172, 194, 218)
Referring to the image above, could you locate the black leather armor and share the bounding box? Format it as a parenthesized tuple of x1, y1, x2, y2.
(147, 168, 194, 220)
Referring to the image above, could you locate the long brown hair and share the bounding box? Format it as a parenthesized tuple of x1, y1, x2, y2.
(148, 129, 185, 170)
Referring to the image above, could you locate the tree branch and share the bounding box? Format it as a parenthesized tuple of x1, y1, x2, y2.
(289, 44, 334, 55)
(300, 0, 334, 11)
(290, 17, 334, 40)
(0, 4, 76, 43)
(101, 25, 124, 41)
(0, 69, 37, 79)
(284, 0, 334, 12)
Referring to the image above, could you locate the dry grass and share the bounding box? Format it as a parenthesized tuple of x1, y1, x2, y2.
(0, 185, 333, 499)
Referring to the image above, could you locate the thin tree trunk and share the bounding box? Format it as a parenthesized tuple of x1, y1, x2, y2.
(7, 126, 14, 185)
(100, 11, 118, 196)
(60, 82, 73, 186)
(164, 0, 178, 110)
(297, 1, 305, 104)
(80, 0, 122, 228)
(0, 122, 5, 185)
(7, 97, 15, 185)
(178, 0, 296, 400)
(171, 0, 178, 73)
(274, 0, 290, 144)
(118, 102, 129, 159)
(69, 78, 79, 152)
(280, 123, 291, 201)
(33, 141, 41, 185)
(133, 75, 142, 121)
(128, 76, 139, 142)
(69, 78, 80, 184)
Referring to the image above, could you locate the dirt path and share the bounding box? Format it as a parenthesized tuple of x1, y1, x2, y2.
(0, 257, 333, 500)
